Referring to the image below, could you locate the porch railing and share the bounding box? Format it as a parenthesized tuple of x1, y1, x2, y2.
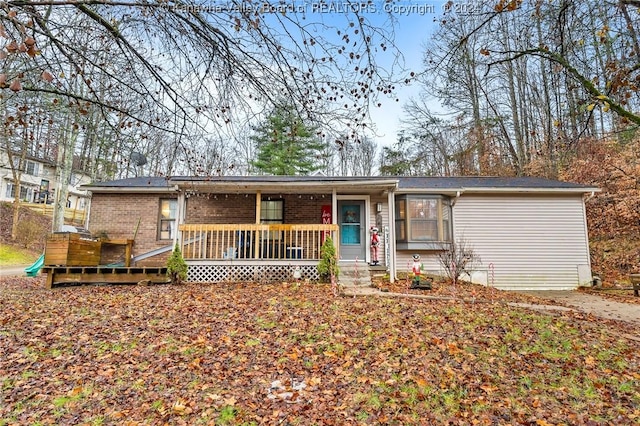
(179, 224, 339, 261)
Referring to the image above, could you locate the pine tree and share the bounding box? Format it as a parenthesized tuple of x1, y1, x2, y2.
(167, 243, 188, 285)
(251, 105, 324, 175)
(318, 237, 339, 282)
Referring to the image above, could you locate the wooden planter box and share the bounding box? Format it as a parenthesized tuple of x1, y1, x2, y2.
(44, 233, 102, 267)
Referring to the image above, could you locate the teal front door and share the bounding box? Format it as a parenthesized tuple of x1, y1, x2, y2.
(338, 200, 366, 261)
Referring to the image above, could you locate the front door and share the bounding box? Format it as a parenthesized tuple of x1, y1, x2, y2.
(338, 200, 366, 261)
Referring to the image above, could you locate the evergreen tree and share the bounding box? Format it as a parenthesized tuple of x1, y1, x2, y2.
(317, 237, 339, 282)
(251, 106, 324, 175)
(167, 243, 188, 285)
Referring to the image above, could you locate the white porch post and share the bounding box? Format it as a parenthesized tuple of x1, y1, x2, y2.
(174, 191, 185, 249)
(254, 191, 261, 259)
(332, 188, 338, 258)
(387, 188, 396, 283)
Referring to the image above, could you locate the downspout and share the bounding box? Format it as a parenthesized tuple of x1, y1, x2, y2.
(84, 193, 92, 230)
(584, 190, 595, 203)
(582, 191, 596, 272)
(451, 190, 462, 206)
(450, 191, 462, 280)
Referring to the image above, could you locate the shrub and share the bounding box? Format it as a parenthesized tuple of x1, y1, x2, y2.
(317, 236, 339, 283)
(167, 243, 188, 284)
(437, 237, 480, 285)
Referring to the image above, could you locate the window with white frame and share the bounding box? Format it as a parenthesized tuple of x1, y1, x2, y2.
(6, 183, 34, 202)
(395, 195, 452, 249)
(159, 199, 178, 240)
(24, 160, 38, 176)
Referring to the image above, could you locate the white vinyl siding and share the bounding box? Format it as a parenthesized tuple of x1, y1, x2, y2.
(396, 251, 442, 277)
(452, 194, 591, 290)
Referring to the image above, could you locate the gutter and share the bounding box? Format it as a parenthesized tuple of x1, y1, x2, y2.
(176, 180, 400, 194)
(80, 185, 179, 193)
(398, 187, 601, 195)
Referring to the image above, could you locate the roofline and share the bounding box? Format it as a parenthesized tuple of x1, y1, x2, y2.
(174, 178, 399, 192)
(80, 185, 179, 193)
(398, 187, 601, 195)
(81, 177, 600, 195)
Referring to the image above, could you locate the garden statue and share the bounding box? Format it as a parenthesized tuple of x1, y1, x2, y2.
(410, 253, 431, 289)
(370, 227, 380, 266)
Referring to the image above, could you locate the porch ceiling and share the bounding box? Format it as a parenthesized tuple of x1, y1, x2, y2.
(173, 177, 398, 195)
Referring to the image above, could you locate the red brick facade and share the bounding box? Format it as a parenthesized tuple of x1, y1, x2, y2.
(89, 192, 334, 266)
(88, 192, 176, 266)
(185, 193, 332, 224)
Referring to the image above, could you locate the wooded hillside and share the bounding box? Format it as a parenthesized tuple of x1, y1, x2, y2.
(561, 137, 640, 282)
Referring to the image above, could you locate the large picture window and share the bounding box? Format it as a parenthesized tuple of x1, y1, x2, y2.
(159, 199, 177, 240)
(395, 195, 452, 249)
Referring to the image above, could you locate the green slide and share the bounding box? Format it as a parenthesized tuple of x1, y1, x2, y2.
(25, 253, 45, 277)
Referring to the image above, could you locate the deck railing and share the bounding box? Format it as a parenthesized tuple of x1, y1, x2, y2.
(179, 224, 339, 261)
(21, 202, 87, 225)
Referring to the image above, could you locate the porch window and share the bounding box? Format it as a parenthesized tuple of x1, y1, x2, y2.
(159, 199, 177, 240)
(395, 195, 452, 249)
(260, 198, 284, 239)
(260, 199, 284, 224)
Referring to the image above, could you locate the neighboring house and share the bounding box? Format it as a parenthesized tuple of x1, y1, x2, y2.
(0, 149, 91, 211)
(80, 175, 599, 290)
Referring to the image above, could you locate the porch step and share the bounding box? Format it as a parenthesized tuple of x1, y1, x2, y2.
(338, 262, 376, 288)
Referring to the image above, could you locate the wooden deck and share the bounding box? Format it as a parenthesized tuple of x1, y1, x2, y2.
(43, 266, 169, 288)
(43, 233, 165, 288)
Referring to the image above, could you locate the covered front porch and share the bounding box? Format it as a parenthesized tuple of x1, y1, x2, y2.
(171, 176, 398, 282)
(179, 223, 338, 282)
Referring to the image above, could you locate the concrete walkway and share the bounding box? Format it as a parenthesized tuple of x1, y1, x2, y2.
(0, 265, 31, 278)
(518, 290, 640, 323)
(343, 286, 640, 325)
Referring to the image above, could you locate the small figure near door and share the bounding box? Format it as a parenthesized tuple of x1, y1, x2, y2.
(410, 253, 432, 290)
(370, 227, 380, 266)
(411, 254, 421, 288)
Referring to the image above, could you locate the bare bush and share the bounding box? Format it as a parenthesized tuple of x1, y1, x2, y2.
(437, 238, 481, 285)
(15, 219, 47, 250)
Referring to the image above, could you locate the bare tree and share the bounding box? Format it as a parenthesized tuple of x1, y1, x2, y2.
(437, 237, 481, 286)
(1, 1, 411, 233)
(400, 0, 640, 178)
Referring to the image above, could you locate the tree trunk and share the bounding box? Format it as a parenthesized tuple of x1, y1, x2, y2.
(52, 118, 79, 232)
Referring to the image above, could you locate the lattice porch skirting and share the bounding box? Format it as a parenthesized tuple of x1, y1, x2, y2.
(186, 260, 319, 283)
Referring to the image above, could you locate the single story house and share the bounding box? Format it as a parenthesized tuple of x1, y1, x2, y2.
(80, 175, 599, 290)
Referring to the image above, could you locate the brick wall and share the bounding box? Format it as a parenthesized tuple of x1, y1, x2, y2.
(282, 194, 331, 224)
(185, 194, 255, 223)
(88, 193, 176, 266)
(89, 191, 335, 266)
(185, 193, 332, 224)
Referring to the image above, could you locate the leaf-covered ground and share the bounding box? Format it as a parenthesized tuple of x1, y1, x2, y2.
(1, 278, 639, 425)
